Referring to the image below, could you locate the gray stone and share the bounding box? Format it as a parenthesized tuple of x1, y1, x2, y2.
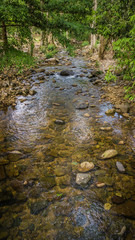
(60, 70, 74, 76)
(101, 149, 118, 159)
(54, 119, 65, 125)
(76, 102, 89, 110)
(76, 173, 91, 185)
(116, 161, 125, 173)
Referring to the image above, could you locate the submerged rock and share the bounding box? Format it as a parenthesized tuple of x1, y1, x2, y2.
(110, 200, 135, 219)
(76, 173, 91, 185)
(116, 161, 125, 173)
(78, 162, 94, 172)
(29, 200, 48, 215)
(76, 102, 89, 109)
(60, 70, 74, 76)
(111, 195, 125, 204)
(101, 149, 118, 159)
(105, 109, 115, 115)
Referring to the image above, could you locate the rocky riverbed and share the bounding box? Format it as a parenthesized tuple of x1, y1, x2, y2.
(0, 50, 135, 239)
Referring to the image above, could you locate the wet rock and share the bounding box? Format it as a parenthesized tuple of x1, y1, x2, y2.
(76, 173, 91, 185)
(76, 102, 89, 109)
(41, 175, 56, 190)
(60, 70, 74, 76)
(10, 180, 23, 191)
(95, 170, 106, 176)
(8, 151, 22, 162)
(54, 119, 65, 125)
(100, 127, 112, 131)
(55, 174, 70, 187)
(45, 58, 59, 65)
(118, 226, 127, 236)
(54, 166, 67, 176)
(101, 149, 118, 159)
(111, 195, 125, 204)
(29, 200, 48, 215)
(110, 200, 135, 219)
(78, 162, 94, 172)
(0, 157, 9, 165)
(105, 109, 115, 115)
(84, 113, 90, 117)
(0, 166, 6, 180)
(29, 89, 37, 95)
(91, 70, 101, 77)
(115, 103, 130, 113)
(93, 80, 102, 85)
(96, 182, 106, 188)
(116, 161, 125, 173)
(72, 84, 77, 87)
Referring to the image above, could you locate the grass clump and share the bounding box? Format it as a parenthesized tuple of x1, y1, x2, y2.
(0, 47, 36, 73)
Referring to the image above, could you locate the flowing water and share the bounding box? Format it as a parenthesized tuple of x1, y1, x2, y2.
(0, 52, 135, 240)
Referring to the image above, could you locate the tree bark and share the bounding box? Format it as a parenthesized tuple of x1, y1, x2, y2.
(2, 21, 8, 50)
(90, 0, 97, 51)
(98, 36, 109, 59)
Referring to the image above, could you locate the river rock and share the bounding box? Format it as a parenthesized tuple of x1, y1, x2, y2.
(101, 149, 118, 159)
(29, 89, 37, 95)
(95, 170, 106, 176)
(111, 195, 125, 204)
(29, 200, 49, 215)
(54, 167, 67, 176)
(105, 109, 115, 115)
(116, 161, 125, 173)
(60, 70, 74, 76)
(78, 162, 94, 172)
(76, 173, 91, 185)
(0, 157, 9, 165)
(76, 102, 89, 109)
(115, 103, 130, 113)
(54, 119, 65, 125)
(110, 200, 135, 219)
(100, 127, 112, 131)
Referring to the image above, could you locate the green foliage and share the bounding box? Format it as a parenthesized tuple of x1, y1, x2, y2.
(104, 67, 117, 82)
(66, 45, 76, 57)
(0, 47, 36, 73)
(124, 83, 135, 101)
(47, 44, 56, 51)
(46, 51, 56, 59)
(82, 41, 89, 47)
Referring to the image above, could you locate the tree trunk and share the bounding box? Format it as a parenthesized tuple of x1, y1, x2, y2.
(90, 0, 97, 51)
(2, 21, 8, 50)
(98, 36, 108, 59)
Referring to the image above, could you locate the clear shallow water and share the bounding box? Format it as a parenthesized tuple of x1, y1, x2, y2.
(0, 53, 135, 240)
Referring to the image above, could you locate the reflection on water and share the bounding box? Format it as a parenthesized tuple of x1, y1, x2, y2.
(0, 54, 135, 240)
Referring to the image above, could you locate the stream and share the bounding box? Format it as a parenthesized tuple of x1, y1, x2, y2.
(0, 51, 135, 240)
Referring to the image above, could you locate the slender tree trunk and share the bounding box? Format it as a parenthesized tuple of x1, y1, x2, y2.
(90, 0, 97, 51)
(2, 21, 8, 50)
(98, 36, 109, 59)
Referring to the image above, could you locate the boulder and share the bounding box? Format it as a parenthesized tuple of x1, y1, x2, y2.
(76, 102, 89, 110)
(115, 103, 130, 113)
(60, 70, 74, 76)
